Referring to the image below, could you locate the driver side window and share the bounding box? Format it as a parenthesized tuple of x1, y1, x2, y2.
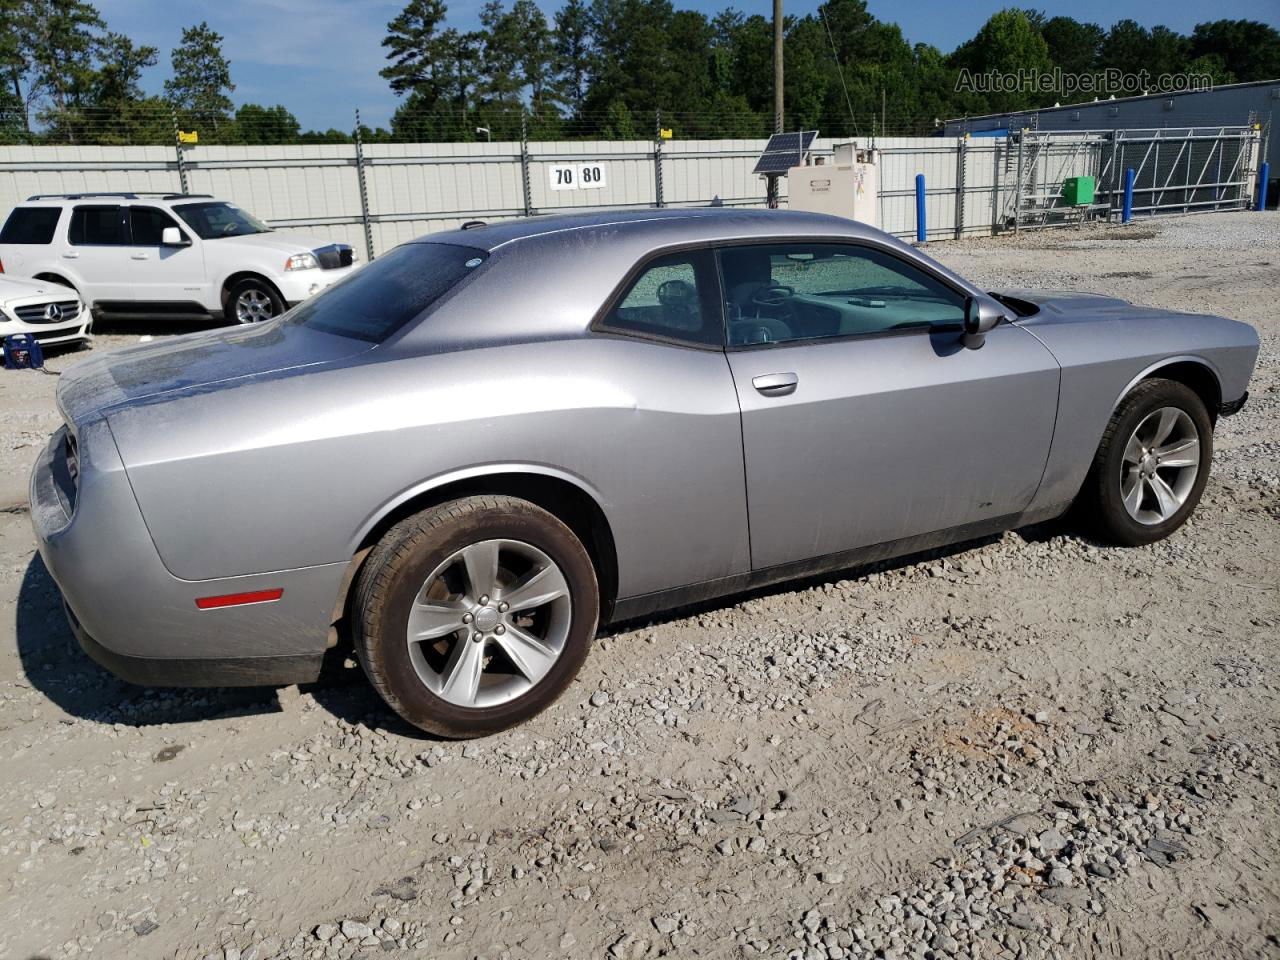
(598, 250, 722, 347)
(720, 243, 966, 346)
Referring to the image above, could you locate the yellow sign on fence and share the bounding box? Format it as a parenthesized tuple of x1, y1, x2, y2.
(659, 128, 673, 140)
(177, 130, 198, 144)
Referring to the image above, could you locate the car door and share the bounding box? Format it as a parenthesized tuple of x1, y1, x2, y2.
(124, 205, 207, 304)
(720, 240, 1061, 571)
(64, 204, 133, 304)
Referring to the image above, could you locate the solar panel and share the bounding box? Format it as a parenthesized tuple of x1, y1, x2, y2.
(753, 130, 819, 174)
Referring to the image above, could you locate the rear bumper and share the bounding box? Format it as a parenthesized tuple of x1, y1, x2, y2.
(1219, 391, 1248, 417)
(67, 603, 323, 686)
(30, 422, 346, 686)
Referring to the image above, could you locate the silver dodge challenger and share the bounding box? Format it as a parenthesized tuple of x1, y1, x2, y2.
(30, 209, 1258, 737)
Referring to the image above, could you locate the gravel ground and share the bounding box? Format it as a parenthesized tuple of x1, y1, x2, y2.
(0, 211, 1277, 960)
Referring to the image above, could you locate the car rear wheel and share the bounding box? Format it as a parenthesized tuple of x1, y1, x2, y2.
(1079, 378, 1212, 546)
(353, 496, 599, 738)
(227, 278, 285, 324)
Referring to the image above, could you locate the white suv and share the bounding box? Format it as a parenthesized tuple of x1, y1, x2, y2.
(0, 193, 359, 325)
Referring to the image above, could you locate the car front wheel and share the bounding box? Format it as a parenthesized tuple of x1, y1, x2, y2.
(226, 278, 285, 324)
(1080, 378, 1213, 546)
(353, 495, 599, 738)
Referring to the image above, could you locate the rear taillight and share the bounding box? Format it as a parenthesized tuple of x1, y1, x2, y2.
(0, 258, 5, 273)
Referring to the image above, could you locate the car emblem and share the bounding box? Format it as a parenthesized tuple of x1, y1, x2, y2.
(43, 303, 63, 322)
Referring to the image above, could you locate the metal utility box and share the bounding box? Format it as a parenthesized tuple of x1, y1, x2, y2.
(787, 144, 879, 227)
(1062, 176, 1095, 206)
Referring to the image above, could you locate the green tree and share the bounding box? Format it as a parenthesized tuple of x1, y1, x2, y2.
(164, 21, 234, 132)
(951, 9, 1054, 112)
(554, 0, 592, 117)
(81, 32, 160, 143)
(91, 31, 155, 106)
(234, 103, 301, 144)
(381, 0, 449, 99)
(1098, 19, 1150, 74)
(1040, 16, 1103, 77)
(24, 0, 106, 136)
(1189, 20, 1280, 83)
(0, 0, 28, 139)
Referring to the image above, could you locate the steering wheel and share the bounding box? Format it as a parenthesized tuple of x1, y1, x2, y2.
(751, 284, 795, 306)
(657, 278, 695, 307)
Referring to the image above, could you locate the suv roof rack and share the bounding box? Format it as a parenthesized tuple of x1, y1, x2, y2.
(25, 192, 214, 201)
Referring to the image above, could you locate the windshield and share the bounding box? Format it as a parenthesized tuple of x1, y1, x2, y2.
(172, 201, 272, 239)
(286, 242, 487, 342)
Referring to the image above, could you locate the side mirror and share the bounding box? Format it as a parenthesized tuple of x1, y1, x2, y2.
(161, 227, 189, 247)
(962, 296, 1003, 350)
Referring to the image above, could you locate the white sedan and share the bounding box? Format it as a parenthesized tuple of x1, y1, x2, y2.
(0, 274, 89, 348)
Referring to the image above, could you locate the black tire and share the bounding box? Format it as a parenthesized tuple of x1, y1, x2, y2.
(353, 495, 599, 738)
(225, 277, 285, 324)
(1078, 378, 1213, 546)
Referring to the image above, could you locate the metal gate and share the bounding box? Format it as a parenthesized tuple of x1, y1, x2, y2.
(1007, 126, 1260, 229)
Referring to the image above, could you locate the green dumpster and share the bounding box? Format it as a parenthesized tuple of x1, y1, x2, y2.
(1062, 176, 1095, 206)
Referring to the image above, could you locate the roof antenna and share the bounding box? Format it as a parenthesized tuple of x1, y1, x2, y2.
(819, 5, 860, 139)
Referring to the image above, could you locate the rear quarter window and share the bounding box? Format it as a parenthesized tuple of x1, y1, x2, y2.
(0, 207, 61, 244)
(286, 242, 487, 342)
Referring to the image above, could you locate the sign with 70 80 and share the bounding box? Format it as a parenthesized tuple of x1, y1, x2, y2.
(548, 163, 607, 191)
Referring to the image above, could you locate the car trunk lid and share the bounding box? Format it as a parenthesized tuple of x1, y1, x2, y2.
(57, 321, 371, 428)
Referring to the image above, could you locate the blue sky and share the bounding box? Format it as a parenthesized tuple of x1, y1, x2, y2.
(103, 0, 1279, 131)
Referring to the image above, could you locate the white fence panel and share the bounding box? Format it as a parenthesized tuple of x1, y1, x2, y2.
(0, 145, 176, 210)
(9, 130, 1248, 258)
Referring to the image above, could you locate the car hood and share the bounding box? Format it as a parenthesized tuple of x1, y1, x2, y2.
(993, 288, 1190, 325)
(57, 321, 370, 427)
(0, 274, 78, 303)
(208, 231, 351, 256)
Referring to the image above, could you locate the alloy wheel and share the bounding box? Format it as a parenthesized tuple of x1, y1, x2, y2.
(1119, 406, 1201, 525)
(405, 539, 572, 708)
(235, 288, 275, 323)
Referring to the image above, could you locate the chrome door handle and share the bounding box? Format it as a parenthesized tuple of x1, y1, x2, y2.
(752, 372, 798, 396)
(130, 253, 149, 260)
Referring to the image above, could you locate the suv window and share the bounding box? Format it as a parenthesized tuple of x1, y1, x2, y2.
(720, 243, 966, 346)
(0, 207, 61, 244)
(286, 242, 486, 343)
(129, 206, 186, 245)
(68, 205, 125, 246)
(172, 201, 270, 239)
(598, 250, 722, 346)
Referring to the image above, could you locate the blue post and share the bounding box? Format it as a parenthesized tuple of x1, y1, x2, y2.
(1121, 168, 1135, 223)
(915, 173, 926, 243)
(1259, 162, 1271, 211)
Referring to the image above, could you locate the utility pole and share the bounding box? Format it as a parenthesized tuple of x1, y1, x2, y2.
(773, 0, 784, 134)
(768, 0, 784, 208)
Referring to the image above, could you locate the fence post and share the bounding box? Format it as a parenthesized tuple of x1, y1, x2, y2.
(954, 136, 966, 239)
(1122, 168, 1135, 223)
(353, 110, 375, 262)
(1260, 162, 1271, 211)
(653, 109, 665, 209)
(915, 174, 926, 243)
(1013, 131, 1024, 233)
(519, 112, 534, 217)
(1107, 133, 1119, 220)
(170, 108, 189, 194)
